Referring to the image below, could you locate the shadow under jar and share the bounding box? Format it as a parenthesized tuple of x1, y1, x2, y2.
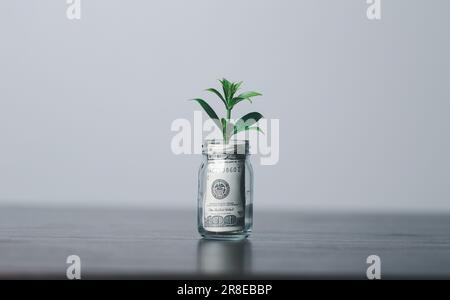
(197, 140, 253, 240)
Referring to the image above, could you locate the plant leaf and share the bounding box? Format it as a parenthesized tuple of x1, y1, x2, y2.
(230, 81, 243, 99)
(236, 91, 262, 99)
(234, 112, 264, 131)
(234, 81, 243, 91)
(230, 96, 252, 107)
(219, 78, 232, 103)
(235, 126, 264, 134)
(233, 125, 264, 137)
(191, 98, 221, 129)
(205, 88, 227, 109)
(230, 91, 262, 108)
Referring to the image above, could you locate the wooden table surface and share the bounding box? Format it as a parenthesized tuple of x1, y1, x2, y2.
(0, 207, 449, 279)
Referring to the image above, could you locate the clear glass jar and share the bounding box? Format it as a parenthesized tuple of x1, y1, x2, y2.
(197, 140, 253, 240)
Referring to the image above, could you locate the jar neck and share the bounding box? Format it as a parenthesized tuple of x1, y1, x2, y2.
(202, 140, 249, 156)
(204, 153, 248, 161)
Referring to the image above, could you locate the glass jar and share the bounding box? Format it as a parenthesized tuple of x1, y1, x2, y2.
(197, 140, 253, 240)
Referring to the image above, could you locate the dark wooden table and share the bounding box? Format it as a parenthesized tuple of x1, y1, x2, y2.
(0, 207, 449, 279)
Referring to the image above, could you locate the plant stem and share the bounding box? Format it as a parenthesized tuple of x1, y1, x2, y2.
(223, 125, 227, 144)
(224, 109, 231, 144)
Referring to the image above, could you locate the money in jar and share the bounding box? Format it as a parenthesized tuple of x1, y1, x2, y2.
(197, 140, 253, 240)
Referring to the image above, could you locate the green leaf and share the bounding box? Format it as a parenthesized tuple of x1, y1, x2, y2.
(205, 88, 227, 109)
(233, 125, 264, 137)
(234, 112, 263, 129)
(191, 81, 263, 142)
(233, 112, 263, 136)
(191, 98, 221, 129)
(236, 91, 262, 99)
(230, 81, 243, 99)
(219, 78, 232, 103)
(231, 96, 252, 107)
(236, 126, 264, 134)
(230, 91, 262, 108)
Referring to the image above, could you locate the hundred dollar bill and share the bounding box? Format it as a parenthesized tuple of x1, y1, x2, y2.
(203, 159, 245, 232)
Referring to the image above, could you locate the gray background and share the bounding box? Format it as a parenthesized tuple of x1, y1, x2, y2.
(1, 0, 449, 212)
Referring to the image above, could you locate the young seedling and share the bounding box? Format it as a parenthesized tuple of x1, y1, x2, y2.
(191, 79, 263, 143)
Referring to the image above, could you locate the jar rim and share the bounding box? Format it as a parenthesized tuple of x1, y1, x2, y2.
(203, 140, 249, 155)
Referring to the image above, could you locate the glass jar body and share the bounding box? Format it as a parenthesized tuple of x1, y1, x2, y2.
(197, 141, 253, 240)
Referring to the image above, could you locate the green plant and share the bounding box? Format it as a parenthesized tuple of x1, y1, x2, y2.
(191, 78, 263, 143)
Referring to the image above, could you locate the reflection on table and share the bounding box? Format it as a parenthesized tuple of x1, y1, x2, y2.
(197, 239, 252, 275)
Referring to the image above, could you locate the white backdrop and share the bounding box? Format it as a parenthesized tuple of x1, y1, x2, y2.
(1, 0, 449, 212)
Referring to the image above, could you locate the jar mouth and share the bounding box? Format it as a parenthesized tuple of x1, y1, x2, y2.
(203, 140, 249, 155)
